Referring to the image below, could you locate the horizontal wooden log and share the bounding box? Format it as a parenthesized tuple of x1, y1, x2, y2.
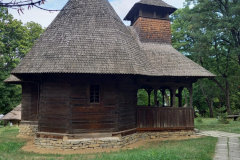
(72, 107, 116, 113)
(72, 123, 116, 130)
(136, 127, 194, 131)
(72, 114, 117, 120)
(40, 126, 66, 133)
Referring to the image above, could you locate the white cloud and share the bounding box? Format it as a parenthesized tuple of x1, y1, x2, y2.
(8, 0, 185, 27)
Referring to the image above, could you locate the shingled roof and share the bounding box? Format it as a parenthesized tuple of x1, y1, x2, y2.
(1, 104, 21, 121)
(12, 0, 151, 75)
(128, 26, 215, 77)
(11, 0, 214, 77)
(124, 0, 177, 21)
(4, 75, 21, 83)
(138, 0, 177, 9)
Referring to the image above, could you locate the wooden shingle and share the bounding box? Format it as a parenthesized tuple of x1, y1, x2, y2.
(11, 0, 214, 78)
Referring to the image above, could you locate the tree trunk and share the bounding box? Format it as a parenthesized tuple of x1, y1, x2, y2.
(183, 93, 188, 108)
(164, 91, 170, 106)
(199, 82, 214, 118)
(226, 81, 231, 114)
(209, 78, 232, 115)
(209, 101, 214, 118)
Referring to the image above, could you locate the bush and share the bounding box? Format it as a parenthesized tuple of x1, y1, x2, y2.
(218, 113, 229, 124)
(236, 117, 240, 121)
(232, 109, 240, 115)
(196, 117, 203, 123)
(0, 120, 3, 125)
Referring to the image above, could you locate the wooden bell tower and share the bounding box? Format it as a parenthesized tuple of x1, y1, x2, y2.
(124, 0, 177, 44)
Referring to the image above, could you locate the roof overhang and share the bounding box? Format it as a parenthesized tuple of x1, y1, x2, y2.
(4, 75, 22, 84)
(124, 3, 177, 21)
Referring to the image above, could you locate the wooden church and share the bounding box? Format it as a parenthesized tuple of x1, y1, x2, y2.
(5, 0, 214, 149)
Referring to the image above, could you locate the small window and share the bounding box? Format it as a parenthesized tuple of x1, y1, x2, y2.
(90, 85, 100, 103)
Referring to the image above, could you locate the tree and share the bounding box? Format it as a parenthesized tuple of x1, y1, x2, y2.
(171, 0, 240, 115)
(0, 0, 59, 12)
(0, 7, 44, 114)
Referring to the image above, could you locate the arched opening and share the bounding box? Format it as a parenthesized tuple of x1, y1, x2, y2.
(157, 90, 163, 106)
(182, 88, 190, 108)
(137, 89, 148, 106)
(137, 85, 154, 106)
(176, 87, 191, 108)
(159, 87, 172, 107)
(175, 89, 179, 107)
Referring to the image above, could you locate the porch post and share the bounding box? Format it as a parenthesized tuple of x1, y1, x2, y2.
(171, 87, 177, 107)
(178, 87, 183, 107)
(146, 89, 152, 106)
(161, 89, 165, 107)
(154, 87, 158, 107)
(189, 84, 193, 108)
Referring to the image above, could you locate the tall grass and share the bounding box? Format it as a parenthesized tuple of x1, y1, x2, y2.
(195, 118, 240, 133)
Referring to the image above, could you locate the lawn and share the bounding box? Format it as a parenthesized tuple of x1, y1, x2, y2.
(195, 118, 240, 134)
(0, 127, 217, 160)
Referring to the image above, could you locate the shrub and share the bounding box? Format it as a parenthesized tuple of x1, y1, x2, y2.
(232, 109, 240, 115)
(196, 117, 203, 123)
(236, 117, 240, 121)
(218, 113, 229, 124)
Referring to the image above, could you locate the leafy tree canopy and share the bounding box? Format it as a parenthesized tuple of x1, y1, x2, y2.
(0, 7, 44, 114)
(171, 0, 240, 116)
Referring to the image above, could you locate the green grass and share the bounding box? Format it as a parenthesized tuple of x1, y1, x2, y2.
(93, 138, 217, 160)
(0, 127, 217, 160)
(195, 118, 240, 133)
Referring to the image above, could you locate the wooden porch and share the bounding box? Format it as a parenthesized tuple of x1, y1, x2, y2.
(137, 107, 194, 131)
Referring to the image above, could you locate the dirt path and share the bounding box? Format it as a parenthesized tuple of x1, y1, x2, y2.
(21, 135, 202, 155)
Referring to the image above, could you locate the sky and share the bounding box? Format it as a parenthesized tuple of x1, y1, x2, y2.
(8, 0, 186, 28)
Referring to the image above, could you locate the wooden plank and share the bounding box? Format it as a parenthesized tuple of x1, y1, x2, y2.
(137, 107, 194, 129)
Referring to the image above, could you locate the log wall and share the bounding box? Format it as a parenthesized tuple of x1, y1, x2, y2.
(24, 74, 196, 135)
(117, 75, 137, 131)
(38, 74, 119, 134)
(39, 81, 71, 133)
(21, 83, 38, 121)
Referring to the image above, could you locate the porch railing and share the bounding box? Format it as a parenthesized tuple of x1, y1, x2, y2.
(137, 107, 194, 130)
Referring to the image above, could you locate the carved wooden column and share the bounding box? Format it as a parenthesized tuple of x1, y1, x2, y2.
(171, 87, 177, 107)
(145, 88, 153, 106)
(161, 89, 165, 107)
(189, 84, 193, 108)
(154, 87, 158, 107)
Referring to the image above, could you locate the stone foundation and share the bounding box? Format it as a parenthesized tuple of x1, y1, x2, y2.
(19, 124, 38, 136)
(35, 130, 196, 150)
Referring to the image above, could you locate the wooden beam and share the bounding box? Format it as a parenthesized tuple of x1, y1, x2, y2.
(136, 127, 194, 131)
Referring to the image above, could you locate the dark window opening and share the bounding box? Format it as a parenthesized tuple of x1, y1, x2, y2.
(90, 85, 100, 103)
